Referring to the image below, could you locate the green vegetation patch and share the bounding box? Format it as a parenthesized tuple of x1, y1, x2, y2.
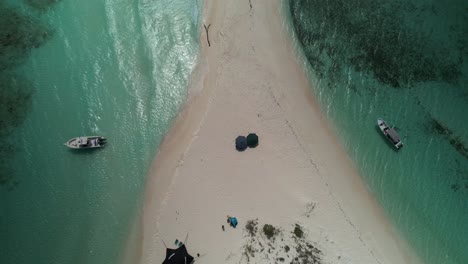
(263, 224, 279, 240)
(293, 224, 304, 238)
(245, 219, 258, 237)
(294, 242, 322, 264)
(241, 220, 323, 263)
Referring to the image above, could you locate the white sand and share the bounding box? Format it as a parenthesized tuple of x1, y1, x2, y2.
(137, 0, 421, 263)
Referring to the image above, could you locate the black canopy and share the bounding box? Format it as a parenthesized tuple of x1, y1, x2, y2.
(246, 133, 258, 148)
(162, 245, 194, 264)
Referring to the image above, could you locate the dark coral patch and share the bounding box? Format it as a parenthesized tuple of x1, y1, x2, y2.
(25, 0, 62, 11)
(0, 3, 54, 190)
(289, 0, 464, 88)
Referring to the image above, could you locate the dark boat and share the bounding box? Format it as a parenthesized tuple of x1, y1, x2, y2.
(377, 119, 403, 149)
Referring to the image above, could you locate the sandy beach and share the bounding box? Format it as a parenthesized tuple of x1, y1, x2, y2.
(137, 0, 421, 263)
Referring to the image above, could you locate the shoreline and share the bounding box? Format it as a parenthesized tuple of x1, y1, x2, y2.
(136, 0, 421, 263)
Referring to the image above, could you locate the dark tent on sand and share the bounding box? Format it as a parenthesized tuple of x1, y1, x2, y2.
(162, 244, 194, 264)
(246, 133, 258, 148)
(235, 136, 247, 151)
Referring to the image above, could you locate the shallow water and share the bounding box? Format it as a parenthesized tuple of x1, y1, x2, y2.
(0, 0, 201, 263)
(3, 0, 467, 263)
(287, 0, 468, 263)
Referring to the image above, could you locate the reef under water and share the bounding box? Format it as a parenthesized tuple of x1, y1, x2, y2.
(289, 0, 465, 88)
(25, 0, 61, 11)
(0, 2, 54, 190)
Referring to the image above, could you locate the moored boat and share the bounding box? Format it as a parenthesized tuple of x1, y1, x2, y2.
(377, 118, 403, 149)
(64, 136, 107, 149)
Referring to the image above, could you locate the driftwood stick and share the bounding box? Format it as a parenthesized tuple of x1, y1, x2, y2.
(203, 24, 211, 47)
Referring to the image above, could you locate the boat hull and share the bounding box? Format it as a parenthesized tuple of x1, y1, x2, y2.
(64, 136, 107, 149)
(377, 119, 403, 149)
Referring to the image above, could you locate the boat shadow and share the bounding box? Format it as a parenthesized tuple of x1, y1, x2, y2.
(66, 147, 106, 155)
(375, 126, 400, 152)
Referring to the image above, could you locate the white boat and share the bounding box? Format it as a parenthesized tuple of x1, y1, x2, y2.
(377, 118, 403, 149)
(64, 136, 107, 149)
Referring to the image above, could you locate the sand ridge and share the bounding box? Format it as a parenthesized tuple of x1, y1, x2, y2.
(137, 0, 421, 263)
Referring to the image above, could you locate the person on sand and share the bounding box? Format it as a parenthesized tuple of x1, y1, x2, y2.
(222, 225, 225, 231)
(230, 217, 238, 228)
(226, 215, 238, 228)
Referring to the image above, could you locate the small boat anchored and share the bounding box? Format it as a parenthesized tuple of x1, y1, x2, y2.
(64, 136, 107, 149)
(377, 118, 403, 149)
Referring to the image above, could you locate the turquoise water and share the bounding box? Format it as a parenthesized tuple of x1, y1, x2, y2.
(3, 0, 467, 263)
(287, 0, 468, 263)
(0, 0, 201, 263)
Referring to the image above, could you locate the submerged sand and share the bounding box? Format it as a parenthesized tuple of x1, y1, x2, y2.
(137, 0, 421, 263)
